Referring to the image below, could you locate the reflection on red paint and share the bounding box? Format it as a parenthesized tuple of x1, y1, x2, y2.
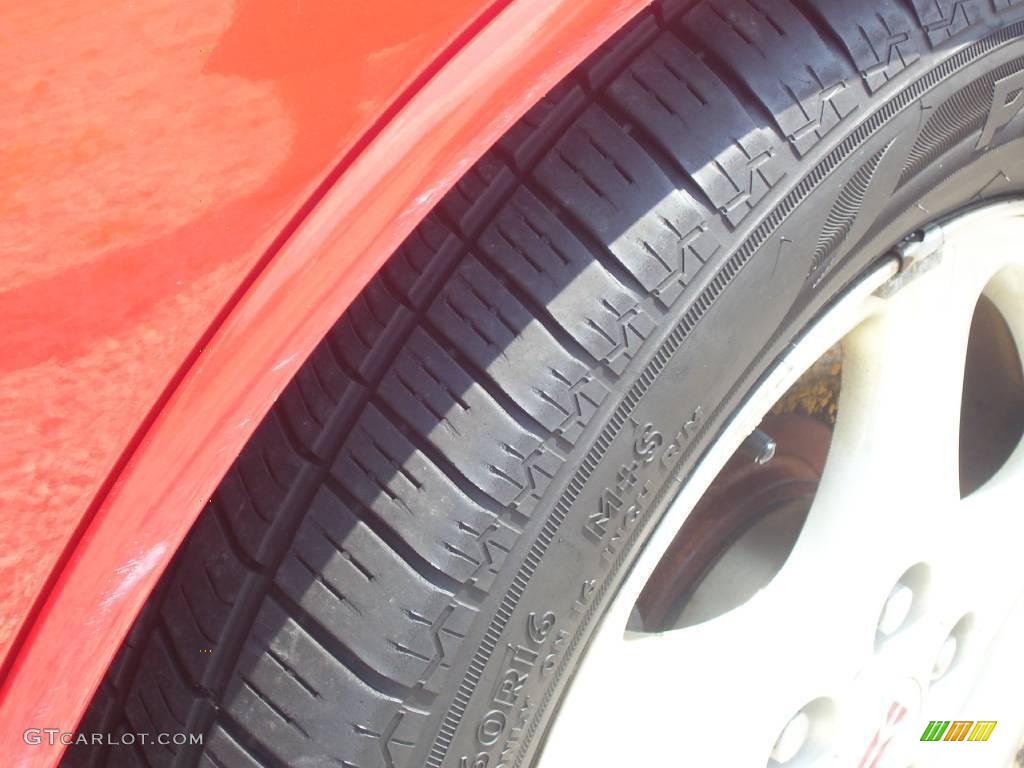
(0, 0, 490, 664)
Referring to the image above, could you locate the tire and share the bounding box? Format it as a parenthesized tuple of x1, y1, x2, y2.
(66, 1, 1024, 766)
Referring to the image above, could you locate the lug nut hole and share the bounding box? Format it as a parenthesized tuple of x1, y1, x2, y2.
(767, 697, 836, 767)
(875, 563, 930, 648)
(932, 613, 973, 682)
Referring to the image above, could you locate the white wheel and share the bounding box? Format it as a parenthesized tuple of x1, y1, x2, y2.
(539, 201, 1024, 768)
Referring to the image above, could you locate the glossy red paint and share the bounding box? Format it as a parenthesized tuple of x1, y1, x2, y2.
(0, 0, 648, 764)
(1, 0, 499, 667)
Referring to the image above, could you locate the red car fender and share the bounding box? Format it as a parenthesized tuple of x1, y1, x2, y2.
(0, 0, 647, 764)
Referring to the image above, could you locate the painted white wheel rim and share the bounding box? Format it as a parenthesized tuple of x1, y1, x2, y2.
(538, 201, 1024, 768)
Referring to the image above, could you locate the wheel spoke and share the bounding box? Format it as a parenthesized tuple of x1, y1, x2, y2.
(925, 444, 1024, 695)
(822, 259, 973, 514)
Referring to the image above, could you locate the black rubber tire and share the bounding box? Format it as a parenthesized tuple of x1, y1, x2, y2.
(66, 1, 1024, 766)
